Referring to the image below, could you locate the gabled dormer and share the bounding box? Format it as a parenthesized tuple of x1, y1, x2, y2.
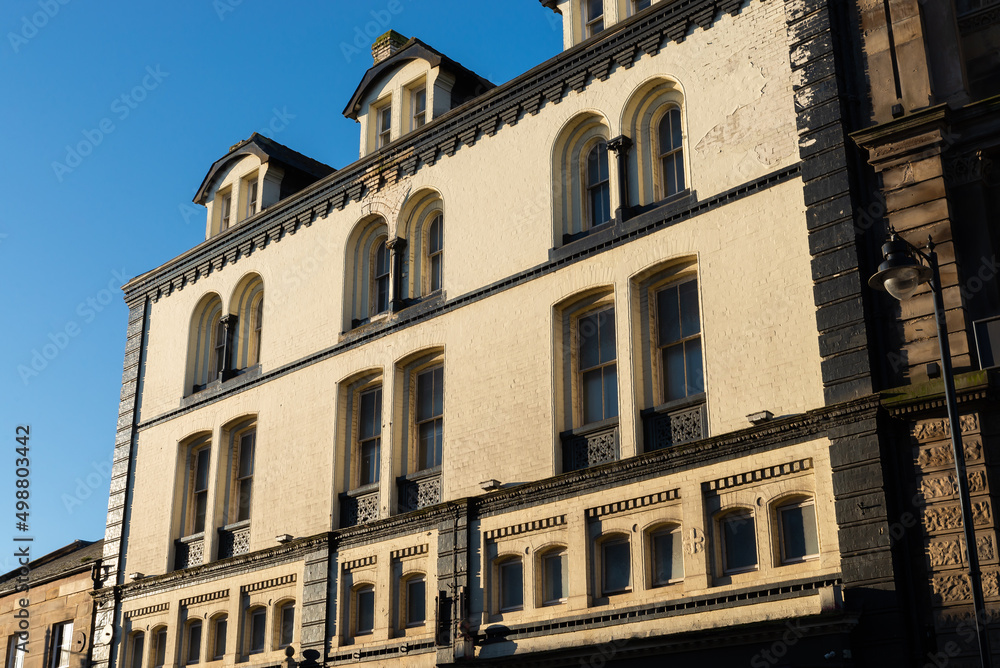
(194, 133, 335, 239)
(343, 31, 495, 158)
(540, 0, 659, 50)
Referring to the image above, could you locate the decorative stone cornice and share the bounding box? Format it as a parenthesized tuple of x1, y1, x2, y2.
(241, 574, 295, 594)
(881, 369, 997, 417)
(587, 489, 679, 520)
(484, 515, 566, 541)
(179, 589, 228, 607)
(124, 602, 169, 619)
(122, 0, 761, 307)
(702, 459, 812, 493)
(390, 544, 428, 560)
(342, 556, 376, 572)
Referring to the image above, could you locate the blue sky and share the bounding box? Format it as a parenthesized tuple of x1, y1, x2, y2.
(0, 0, 562, 565)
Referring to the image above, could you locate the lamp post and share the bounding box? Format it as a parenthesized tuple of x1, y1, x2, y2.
(869, 231, 992, 668)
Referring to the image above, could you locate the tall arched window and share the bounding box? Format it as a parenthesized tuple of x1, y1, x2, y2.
(399, 189, 445, 301)
(587, 142, 611, 228)
(231, 274, 264, 372)
(187, 293, 224, 393)
(373, 238, 390, 316)
(345, 217, 391, 328)
(427, 214, 443, 293)
(658, 107, 684, 197)
(552, 112, 612, 245)
(622, 78, 686, 206)
(127, 631, 144, 668)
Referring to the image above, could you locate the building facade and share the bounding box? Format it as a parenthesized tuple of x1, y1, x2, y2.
(90, 1, 999, 667)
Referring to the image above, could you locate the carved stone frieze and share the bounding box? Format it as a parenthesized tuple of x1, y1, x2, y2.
(927, 534, 996, 567)
(911, 415, 980, 442)
(918, 470, 988, 501)
(923, 502, 994, 532)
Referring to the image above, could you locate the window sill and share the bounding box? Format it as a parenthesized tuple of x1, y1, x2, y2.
(221, 519, 251, 532)
(399, 465, 442, 484)
(560, 416, 619, 440)
(345, 482, 380, 498)
(182, 365, 261, 408)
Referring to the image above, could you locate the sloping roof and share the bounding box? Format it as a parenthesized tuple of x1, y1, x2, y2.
(0, 539, 104, 595)
(193, 133, 335, 204)
(343, 37, 496, 120)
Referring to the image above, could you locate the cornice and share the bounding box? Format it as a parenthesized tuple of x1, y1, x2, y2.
(122, 0, 760, 307)
(880, 369, 998, 417)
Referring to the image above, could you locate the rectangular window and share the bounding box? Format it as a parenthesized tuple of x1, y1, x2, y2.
(377, 104, 392, 148)
(585, 0, 604, 36)
(374, 241, 390, 315)
(186, 622, 201, 664)
(279, 605, 294, 648)
(356, 588, 375, 635)
(498, 560, 523, 612)
(248, 609, 266, 654)
(192, 448, 210, 534)
(358, 388, 382, 486)
(586, 142, 611, 228)
(50, 622, 73, 668)
(428, 214, 443, 293)
(244, 177, 258, 219)
(601, 538, 630, 594)
(153, 629, 167, 668)
(656, 280, 702, 402)
(542, 552, 568, 604)
(780, 501, 819, 563)
(127, 634, 143, 668)
(213, 618, 227, 660)
(236, 430, 255, 522)
(213, 319, 227, 378)
(721, 512, 757, 573)
(633, 0, 651, 11)
(411, 86, 426, 130)
(416, 366, 444, 470)
(406, 578, 426, 626)
(7, 635, 25, 668)
(651, 528, 683, 585)
(579, 308, 618, 424)
(220, 193, 232, 231)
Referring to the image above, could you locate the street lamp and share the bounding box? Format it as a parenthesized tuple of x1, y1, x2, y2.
(869, 231, 992, 668)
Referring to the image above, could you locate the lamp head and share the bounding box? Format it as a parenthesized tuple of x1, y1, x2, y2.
(868, 234, 932, 301)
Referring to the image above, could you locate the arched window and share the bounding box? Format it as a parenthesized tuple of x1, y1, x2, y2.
(658, 107, 684, 197)
(775, 496, 819, 564)
(182, 435, 212, 538)
(552, 113, 612, 244)
(345, 217, 391, 328)
(245, 606, 267, 654)
(538, 547, 568, 605)
(127, 631, 144, 668)
(187, 293, 224, 393)
(184, 620, 202, 665)
(718, 509, 757, 574)
(400, 574, 426, 628)
(399, 190, 445, 301)
(495, 556, 524, 612)
(352, 585, 376, 636)
(597, 534, 631, 596)
(150, 627, 168, 668)
(586, 142, 611, 228)
(622, 78, 686, 206)
(646, 524, 683, 586)
(275, 600, 295, 649)
(427, 214, 443, 293)
(231, 274, 264, 372)
(210, 614, 228, 661)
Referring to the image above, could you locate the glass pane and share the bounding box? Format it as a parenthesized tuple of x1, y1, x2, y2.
(635, 0, 651, 10)
(723, 514, 757, 572)
(658, 113, 673, 155)
(360, 389, 380, 439)
(429, 216, 442, 253)
(194, 491, 207, 533)
(674, 153, 686, 193)
(594, 183, 611, 225)
(685, 338, 704, 395)
(407, 579, 426, 624)
(418, 422, 435, 470)
(214, 619, 227, 658)
(599, 308, 616, 364)
(238, 433, 255, 478)
(587, 0, 603, 19)
(678, 280, 700, 337)
(432, 366, 444, 416)
(360, 439, 380, 486)
(652, 531, 681, 584)
(280, 606, 294, 646)
(357, 590, 375, 633)
(195, 449, 210, 491)
(603, 540, 630, 592)
(415, 89, 426, 114)
(431, 255, 442, 292)
(500, 561, 523, 610)
(237, 479, 252, 522)
(587, 145, 602, 186)
(582, 369, 604, 424)
(656, 286, 680, 345)
(663, 156, 676, 197)
(376, 275, 389, 313)
(187, 623, 201, 663)
(782, 504, 819, 560)
(579, 313, 600, 369)
(417, 370, 433, 421)
(250, 611, 266, 651)
(155, 631, 166, 667)
(602, 365, 618, 419)
(663, 344, 686, 402)
(434, 419, 443, 469)
(670, 108, 683, 150)
(130, 635, 144, 668)
(544, 553, 566, 602)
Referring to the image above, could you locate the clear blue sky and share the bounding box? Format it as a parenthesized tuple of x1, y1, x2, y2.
(0, 0, 561, 566)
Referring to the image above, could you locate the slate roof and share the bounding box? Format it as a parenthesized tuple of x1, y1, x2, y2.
(0, 539, 104, 595)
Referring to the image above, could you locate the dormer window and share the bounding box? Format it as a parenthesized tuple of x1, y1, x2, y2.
(411, 86, 426, 130)
(632, 0, 651, 13)
(377, 103, 392, 149)
(220, 190, 232, 231)
(243, 173, 259, 219)
(585, 0, 604, 37)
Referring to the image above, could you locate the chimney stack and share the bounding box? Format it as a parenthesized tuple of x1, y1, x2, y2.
(372, 30, 408, 65)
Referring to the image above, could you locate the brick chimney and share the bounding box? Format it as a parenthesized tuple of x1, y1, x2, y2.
(372, 30, 408, 65)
